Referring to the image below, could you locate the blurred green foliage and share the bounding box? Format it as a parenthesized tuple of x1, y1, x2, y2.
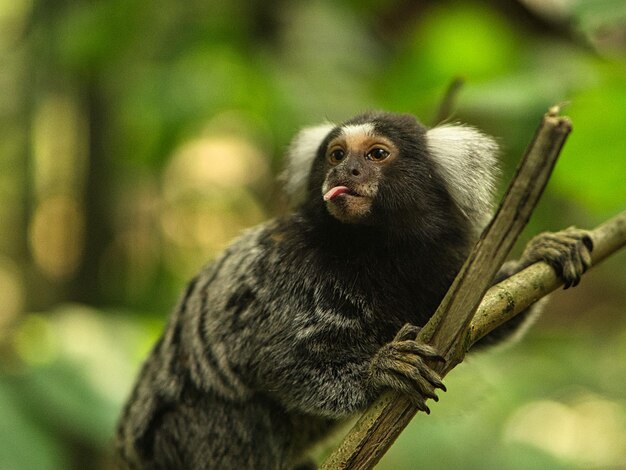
(0, 0, 624, 468)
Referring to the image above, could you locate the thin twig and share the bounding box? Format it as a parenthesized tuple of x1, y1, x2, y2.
(431, 77, 464, 125)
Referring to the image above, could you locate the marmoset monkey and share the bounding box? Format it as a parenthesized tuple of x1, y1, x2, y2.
(116, 111, 592, 469)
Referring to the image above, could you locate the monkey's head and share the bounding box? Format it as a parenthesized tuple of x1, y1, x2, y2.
(284, 111, 499, 235)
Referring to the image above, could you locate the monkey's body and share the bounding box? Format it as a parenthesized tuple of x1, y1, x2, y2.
(116, 112, 592, 468)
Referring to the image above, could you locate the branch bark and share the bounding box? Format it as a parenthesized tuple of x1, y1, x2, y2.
(321, 108, 578, 469)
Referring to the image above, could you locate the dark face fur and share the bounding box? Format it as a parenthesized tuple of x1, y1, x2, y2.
(308, 111, 448, 228)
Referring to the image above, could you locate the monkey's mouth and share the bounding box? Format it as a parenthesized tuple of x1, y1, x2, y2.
(323, 184, 374, 223)
(323, 185, 361, 202)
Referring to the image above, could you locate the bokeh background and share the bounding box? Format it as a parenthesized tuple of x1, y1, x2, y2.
(1, 0, 625, 468)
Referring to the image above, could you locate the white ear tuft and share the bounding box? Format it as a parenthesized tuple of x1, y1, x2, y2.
(282, 123, 335, 206)
(426, 124, 500, 232)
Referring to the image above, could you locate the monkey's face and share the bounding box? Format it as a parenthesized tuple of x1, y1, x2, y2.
(292, 110, 498, 233)
(321, 123, 399, 224)
(305, 111, 470, 229)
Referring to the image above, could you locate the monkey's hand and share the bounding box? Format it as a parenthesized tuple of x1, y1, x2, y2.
(519, 227, 594, 289)
(369, 324, 446, 414)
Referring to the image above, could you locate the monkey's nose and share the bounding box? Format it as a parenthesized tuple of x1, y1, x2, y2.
(351, 168, 360, 177)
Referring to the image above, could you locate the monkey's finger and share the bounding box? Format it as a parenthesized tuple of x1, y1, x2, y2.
(371, 369, 432, 413)
(394, 324, 421, 342)
(390, 349, 447, 391)
(531, 243, 574, 280)
(418, 368, 446, 393)
(409, 360, 446, 392)
(561, 261, 577, 288)
(411, 395, 432, 415)
(385, 362, 441, 401)
(569, 232, 594, 273)
(389, 353, 447, 392)
(391, 340, 444, 362)
(567, 245, 584, 288)
(563, 270, 578, 289)
(535, 246, 568, 267)
(559, 228, 594, 256)
(380, 355, 442, 396)
(408, 393, 431, 415)
(526, 231, 586, 258)
(565, 239, 593, 288)
(563, 227, 593, 247)
(580, 245, 592, 272)
(572, 230, 594, 274)
(582, 233, 594, 252)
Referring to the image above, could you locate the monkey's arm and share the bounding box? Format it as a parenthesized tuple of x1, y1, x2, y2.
(251, 322, 445, 419)
(255, 345, 377, 418)
(239, 250, 444, 418)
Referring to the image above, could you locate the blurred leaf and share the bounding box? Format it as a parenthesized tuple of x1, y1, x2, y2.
(570, 0, 626, 31)
(380, 3, 519, 113)
(3, 304, 161, 463)
(8, 361, 119, 446)
(553, 75, 626, 215)
(56, 0, 141, 70)
(0, 381, 67, 470)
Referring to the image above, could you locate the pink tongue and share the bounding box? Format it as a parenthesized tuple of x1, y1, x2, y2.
(323, 186, 350, 201)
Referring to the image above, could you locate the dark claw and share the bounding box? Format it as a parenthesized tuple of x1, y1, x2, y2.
(406, 391, 431, 414)
(416, 399, 431, 415)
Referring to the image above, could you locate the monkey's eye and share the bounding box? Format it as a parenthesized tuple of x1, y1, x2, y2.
(366, 148, 390, 161)
(328, 148, 346, 164)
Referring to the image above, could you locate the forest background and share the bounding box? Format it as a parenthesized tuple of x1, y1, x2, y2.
(0, 0, 625, 468)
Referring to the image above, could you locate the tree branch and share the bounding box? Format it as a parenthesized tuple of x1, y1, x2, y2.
(321, 108, 574, 469)
(431, 77, 464, 125)
(468, 210, 626, 346)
